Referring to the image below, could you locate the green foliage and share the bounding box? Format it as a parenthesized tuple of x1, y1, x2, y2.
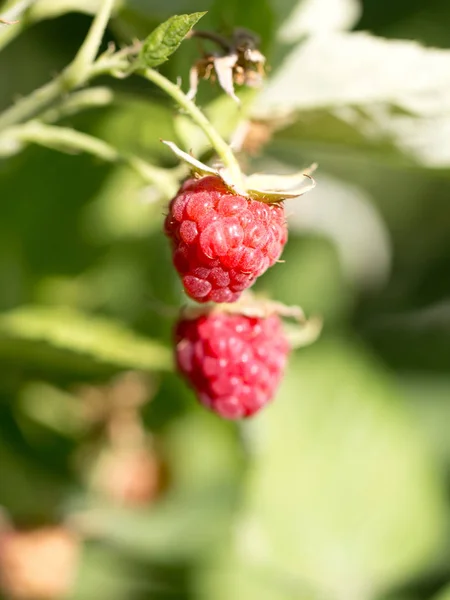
(246, 343, 444, 595)
(0, 305, 172, 375)
(197, 341, 447, 600)
(139, 12, 206, 68)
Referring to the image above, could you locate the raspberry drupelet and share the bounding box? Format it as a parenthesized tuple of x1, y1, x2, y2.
(164, 176, 287, 303)
(175, 310, 290, 419)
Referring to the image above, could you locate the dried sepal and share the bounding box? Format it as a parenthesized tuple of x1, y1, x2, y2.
(180, 292, 322, 350)
(161, 140, 218, 177)
(162, 139, 316, 202)
(187, 27, 266, 103)
(244, 169, 317, 201)
(213, 54, 240, 103)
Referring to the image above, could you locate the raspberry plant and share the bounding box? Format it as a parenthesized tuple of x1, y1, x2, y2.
(1, 1, 448, 599)
(0, 2, 319, 425)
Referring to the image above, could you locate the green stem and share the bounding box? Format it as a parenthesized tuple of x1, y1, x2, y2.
(0, 19, 23, 50)
(40, 87, 114, 123)
(142, 67, 243, 186)
(66, 0, 115, 86)
(7, 121, 119, 159)
(0, 0, 28, 51)
(0, 77, 61, 131)
(0, 54, 127, 131)
(0, 0, 123, 131)
(4, 121, 178, 196)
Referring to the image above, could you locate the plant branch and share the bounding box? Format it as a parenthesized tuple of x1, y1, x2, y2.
(40, 87, 114, 123)
(0, 53, 128, 131)
(0, 6, 242, 193)
(66, 0, 115, 86)
(141, 67, 243, 187)
(0, 0, 29, 51)
(5, 120, 120, 159)
(0, 1, 126, 132)
(0, 78, 63, 131)
(2, 121, 178, 196)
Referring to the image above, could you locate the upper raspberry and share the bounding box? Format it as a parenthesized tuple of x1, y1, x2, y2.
(164, 176, 287, 303)
(175, 311, 290, 419)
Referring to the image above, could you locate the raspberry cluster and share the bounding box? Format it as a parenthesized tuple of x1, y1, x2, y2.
(175, 311, 290, 419)
(163, 152, 317, 419)
(164, 176, 287, 303)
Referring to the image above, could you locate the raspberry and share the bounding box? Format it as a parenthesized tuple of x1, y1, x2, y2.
(175, 311, 290, 419)
(164, 176, 287, 303)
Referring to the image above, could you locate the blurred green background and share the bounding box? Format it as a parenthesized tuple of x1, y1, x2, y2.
(0, 0, 449, 599)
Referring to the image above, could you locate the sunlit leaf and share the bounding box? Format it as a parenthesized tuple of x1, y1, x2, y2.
(139, 12, 206, 68)
(254, 33, 450, 167)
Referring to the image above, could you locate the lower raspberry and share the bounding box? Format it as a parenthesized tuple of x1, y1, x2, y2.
(175, 311, 290, 419)
(165, 176, 287, 303)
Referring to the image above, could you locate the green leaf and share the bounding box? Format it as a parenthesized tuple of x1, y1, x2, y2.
(139, 12, 206, 68)
(202, 339, 447, 600)
(0, 305, 172, 376)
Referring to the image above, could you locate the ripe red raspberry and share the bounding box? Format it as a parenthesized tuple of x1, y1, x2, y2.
(164, 176, 287, 303)
(175, 311, 290, 419)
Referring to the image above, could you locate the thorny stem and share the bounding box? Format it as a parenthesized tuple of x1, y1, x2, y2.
(142, 67, 244, 188)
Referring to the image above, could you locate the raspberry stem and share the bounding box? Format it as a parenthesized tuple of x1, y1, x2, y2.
(0, 1, 25, 51)
(142, 67, 244, 189)
(64, 0, 116, 87)
(0, 120, 179, 196)
(0, 0, 122, 131)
